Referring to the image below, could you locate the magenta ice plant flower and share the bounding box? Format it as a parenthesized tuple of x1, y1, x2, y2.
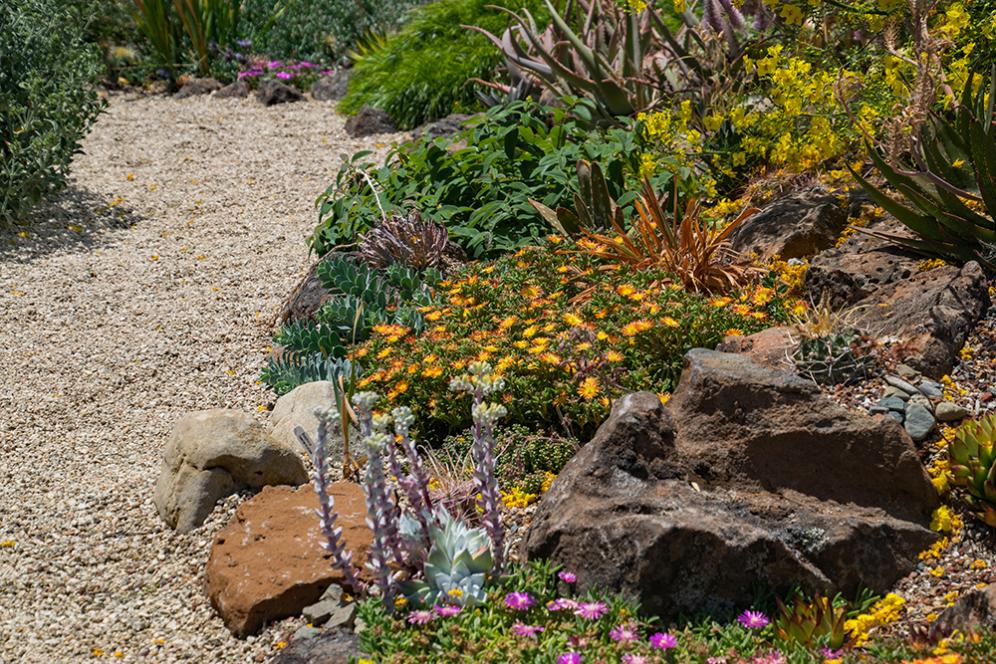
(512, 622, 545, 637)
(622, 656, 649, 664)
(574, 601, 608, 620)
(649, 631, 678, 650)
(407, 610, 433, 625)
(707, 658, 729, 664)
(275, 71, 293, 80)
(821, 648, 842, 660)
(557, 653, 582, 664)
(546, 598, 577, 612)
(737, 609, 770, 629)
(266, 60, 282, 69)
(558, 570, 577, 583)
(609, 622, 640, 643)
(504, 592, 535, 611)
(752, 652, 786, 664)
(434, 604, 462, 617)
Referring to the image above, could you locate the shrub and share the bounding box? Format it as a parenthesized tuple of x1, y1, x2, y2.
(1, 0, 105, 226)
(242, 0, 419, 64)
(313, 101, 694, 258)
(337, 0, 549, 130)
(353, 242, 800, 438)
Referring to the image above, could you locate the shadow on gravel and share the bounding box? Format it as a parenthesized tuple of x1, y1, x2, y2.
(0, 184, 143, 264)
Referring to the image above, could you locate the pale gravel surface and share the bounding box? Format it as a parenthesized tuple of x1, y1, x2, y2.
(0, 93, 396, 663)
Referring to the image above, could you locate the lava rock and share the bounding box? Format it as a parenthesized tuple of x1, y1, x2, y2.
(206, 484, 372, 637)
(729, 189, 848, 261)
(310, 71, 350, 101)
(930, 583, 996, 639)
(153, 410, 308, 531)
(175, 77, 222, 99)
(344, 106, 396, 137)
(525, 350, 939, 620)
(257, 80, 303, 106)
(805, 218, 990, 378)
(411, 113, 472, 140)
(215, 80, 250, 99)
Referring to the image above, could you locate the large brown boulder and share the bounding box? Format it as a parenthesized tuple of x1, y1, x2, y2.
(729, 190, 848, 260)
(206, 483, 372, 637)
(804, 218, 989, 378)
(525, 350, 939, 620)
(930, 583, 996, 639)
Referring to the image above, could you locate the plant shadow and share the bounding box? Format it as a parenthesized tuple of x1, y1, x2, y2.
(0, 184, 143, 264)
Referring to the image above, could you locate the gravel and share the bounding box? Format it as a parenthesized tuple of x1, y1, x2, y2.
(0, 92, 397, 663)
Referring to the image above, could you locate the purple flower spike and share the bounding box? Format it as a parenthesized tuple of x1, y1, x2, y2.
(650, 631, 678, 650)
(737, 609, 770, 629)
(512, 622, 545, 637)
(407, 610, 434, 624)
(557, 654, 582, 664)
(574, 601, 608, 620)
(504, 591, 535, 611)
(434, 604, 462, 617)
(609, 622, 640, 643)
(558, 570, 577, 583)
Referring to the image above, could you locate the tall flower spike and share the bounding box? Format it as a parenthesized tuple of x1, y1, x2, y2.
(295, 410, 365, 594)
(362, 431, 403, 607)
(393, 406, 435, 522)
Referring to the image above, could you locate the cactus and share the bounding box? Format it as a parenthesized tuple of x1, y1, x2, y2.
(948, 413, 996, 527)
(793, 329, 875, 386)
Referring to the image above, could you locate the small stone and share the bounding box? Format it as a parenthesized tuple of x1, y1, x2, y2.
(353, 617, 366, 635)
(887, 411, 905, 424)
(869, 405, 889, 415)
(319, 583, 343, 604)
(897, 363, 920, 380)
(256, 80, 303, 106)
(878, 396, 908, 413)
(936, 401, 969, 422)
(904, 402, 937, 442)
(983, 392, 994, 403)
(918, 381, 944, 398)
(344, 106, 396, 137)
(215, 80, 250, 99)
(293, 626, 322, 640)
(883, 386, 911, 401)
(325, 603, 357, 630)
(885, 374, 919, 395)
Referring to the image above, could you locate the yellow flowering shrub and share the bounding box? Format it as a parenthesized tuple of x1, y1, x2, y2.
(844, 593, 905, 647)
(355, 242, 800, 436)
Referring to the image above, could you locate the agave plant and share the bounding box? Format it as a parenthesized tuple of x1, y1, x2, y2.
(359, 209, 466, 271)
(948, 412, 996, 527)
(401, 509, 493, 607)
(850, 67, 996, 271)
(530, 160, 623, 237)
(774, 594, 849, 650)
(469, 0, 750, 123)
(581, 178, 758, 293)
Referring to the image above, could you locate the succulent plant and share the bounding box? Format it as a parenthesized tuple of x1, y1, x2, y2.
(774, 594, 849, 649)
(401, 509, 493, 607)
(851, 67, 996, 271)
(359, 209, 466, 271)
(948, 412, 996, 527)
(531, 160, 623, 237)
(793, 329, 875, 386)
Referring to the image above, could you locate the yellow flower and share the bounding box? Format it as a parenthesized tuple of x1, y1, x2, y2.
(499, 315, 518, 330)
(447, 588, 463, 598)
(725, 328, 744, 337)
(616, 284, 636, 297)
(578, 376, 600, 400)
(522, 325, 539, 339)
(425, 310, 443, 321)
(621, 320, 652, 337)
(971, 559, 988, 570)
(605, 350, 624, 362)
(502, 487, 538, 508)
(930, 565, 945, 578)
(540, 352, 562, 365)
(709, 297, 732, 308)
(422, 366, 443, 378)
(661, 316, 679, 328)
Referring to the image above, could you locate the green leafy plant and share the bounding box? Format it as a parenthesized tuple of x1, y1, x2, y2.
(851, 67, 996, 271)
(401, 509, 494, 607)
(338, 0, 549, 129)
(530, 160, 623, 237)
(1, 0, 105, 225)
(133, 0, 181, 73)
(313, 100, 685, 257)
(173, 0, 243, 76)
(948, 412, 996, 527)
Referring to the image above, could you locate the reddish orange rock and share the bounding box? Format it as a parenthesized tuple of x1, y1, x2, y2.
(205, 483, 371, 637)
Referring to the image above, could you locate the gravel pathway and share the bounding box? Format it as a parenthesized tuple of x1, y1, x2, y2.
(0, 93, 395, 663)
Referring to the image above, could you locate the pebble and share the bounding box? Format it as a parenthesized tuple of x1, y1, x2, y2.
(884, 386, 912, 401)
(904, 402, 937, 441)
(897, 364, 920, 380)
(885, 374, 920, 395)
(936, 401, 969, 422)
(293, 626, 322, 640)
(918, 381, 944, 398)
(878, 396, 908, 412)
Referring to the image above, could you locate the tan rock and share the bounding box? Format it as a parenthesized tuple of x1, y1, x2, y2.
(205, 483, 372, 637)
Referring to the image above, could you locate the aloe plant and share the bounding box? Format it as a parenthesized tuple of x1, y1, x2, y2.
(948, 412, 996, 527)
(850, 67, 996, 270)
(774, 594, 849, 649)
(530, 160, 623, 237)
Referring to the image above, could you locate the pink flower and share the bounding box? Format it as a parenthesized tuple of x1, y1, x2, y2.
(266, 60, 282, 69)
(512, 622, 545, 637)
(504, 592, 535, 611)
(707, 658, 729, 664)
(574, 601, 608, 620)
(557, 653, 582, 664)
(649, 631, 678, 650)
(558, 570, 577, 583)
(406, 610, 433, 624)
(546, 598, 578, 612)
(434, 604, 462, 617)
(609, 622, 640, 643)
(737, 610, 770, 629)
(821, 648, 842, 660)
(622, 656, 649, 664)
(752, 652, 786, 664)
(275, 71, 293, 80)
(319, 69, 334, 76)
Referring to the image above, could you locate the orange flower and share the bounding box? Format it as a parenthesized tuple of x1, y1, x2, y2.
(661, 316, 679, 328)
(605, 350, 624, 362)
(621, 320, 653, 337)
(709, 296, 732, 308)
(578, 376, 600, 400)
(422, 366, 443, 378)
(540, 352, 562, 365)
